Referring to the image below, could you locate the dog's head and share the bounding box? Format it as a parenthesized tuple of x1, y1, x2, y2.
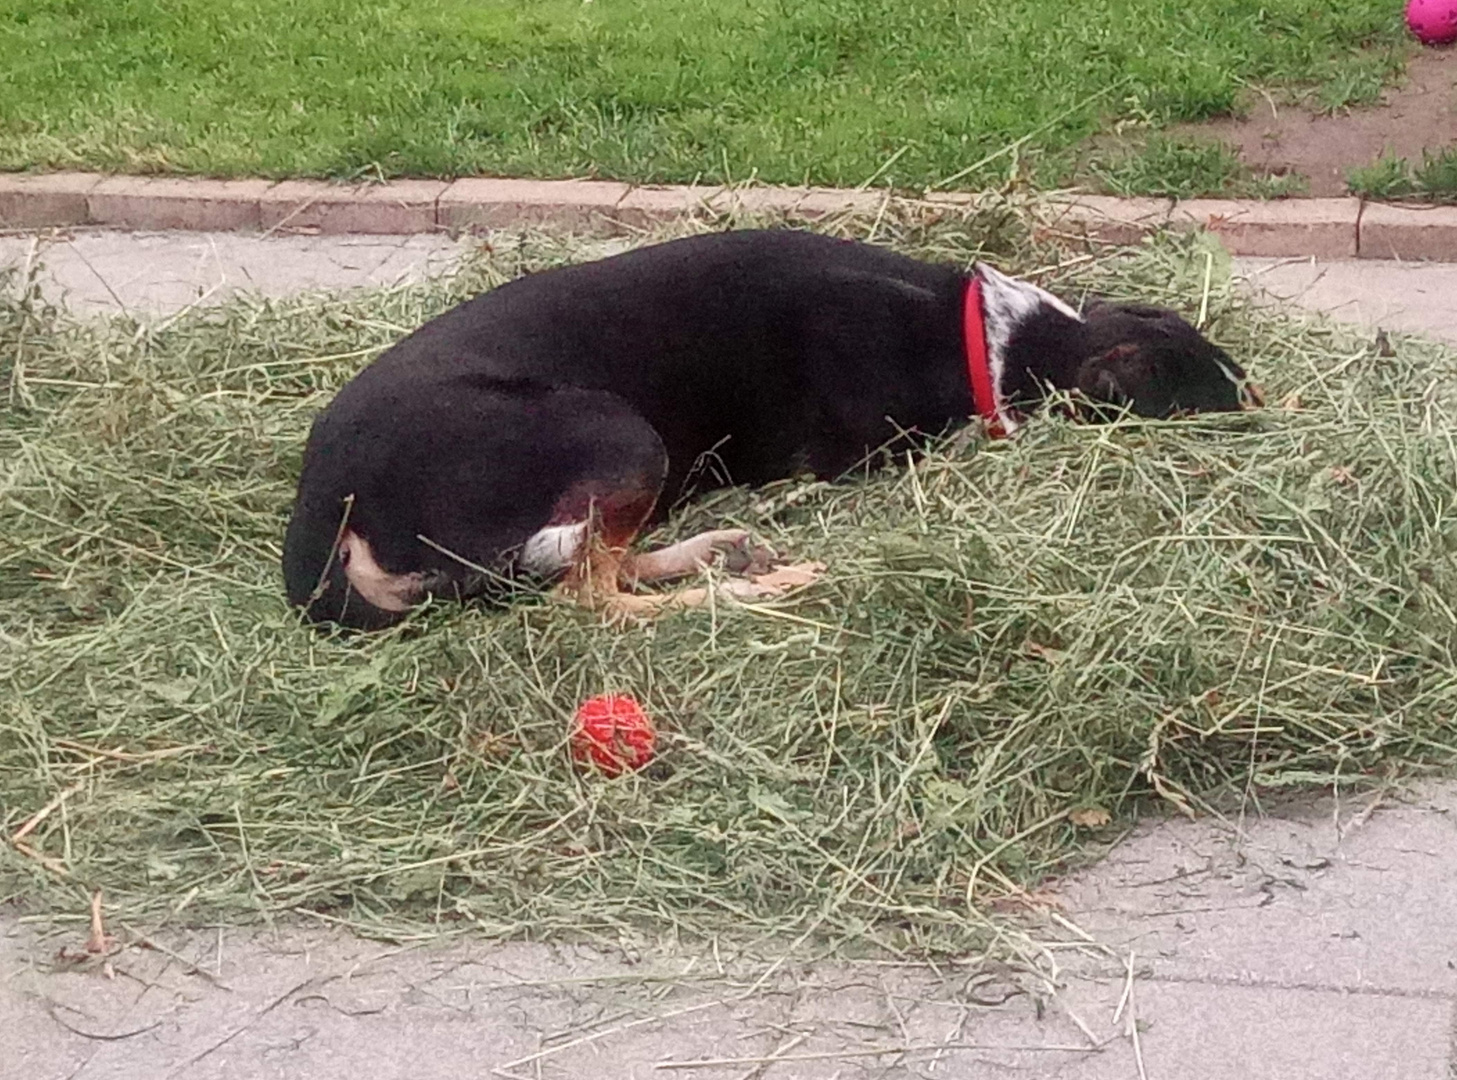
(282, 440, 454, 633)
(1074, 301, 1259, 418)
(282, 496, 423, 633)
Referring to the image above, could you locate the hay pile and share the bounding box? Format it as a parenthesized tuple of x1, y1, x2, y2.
(4, 210, 1456, 956)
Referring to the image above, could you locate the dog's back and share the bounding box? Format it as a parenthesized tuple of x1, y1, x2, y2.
(314, 229, 968, 491)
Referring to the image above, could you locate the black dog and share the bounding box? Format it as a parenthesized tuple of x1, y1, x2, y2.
(284, 229, 1255, 629)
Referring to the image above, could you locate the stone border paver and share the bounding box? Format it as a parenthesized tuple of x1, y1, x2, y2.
(88, 176, 270, 232)
(1358, 202, 1457, 261)
(4, 172, 1454, 259)
(1172, 197, 1362, 258)
(437, 177, 631, 233)
(259, 179, 448, 235)
(0, 172, 100, 229)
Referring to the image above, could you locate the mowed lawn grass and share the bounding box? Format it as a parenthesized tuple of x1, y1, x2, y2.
(2, 0, 1405, 188)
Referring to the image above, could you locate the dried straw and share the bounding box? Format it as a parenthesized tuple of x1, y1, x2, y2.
(3, 200, 1455, 960)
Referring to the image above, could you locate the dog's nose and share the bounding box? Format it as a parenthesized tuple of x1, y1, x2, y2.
(1240, 382, 1265, 410)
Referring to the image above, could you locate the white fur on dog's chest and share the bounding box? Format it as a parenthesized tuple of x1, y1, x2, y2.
(519, 521, 590, 575)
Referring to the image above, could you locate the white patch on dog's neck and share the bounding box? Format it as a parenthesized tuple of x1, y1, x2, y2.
(973, 263, 1082, 431)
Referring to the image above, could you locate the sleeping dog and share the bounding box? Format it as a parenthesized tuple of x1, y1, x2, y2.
(284, 228, 1255, 629)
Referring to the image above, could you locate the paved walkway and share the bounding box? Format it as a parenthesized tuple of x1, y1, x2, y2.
(3, 229, 1456, 1079)
(1239, 256, 1457, 345)
(4, 230, 1456, 344)
(0, 229, 471, 319)
(6, 786, 1454, 1080)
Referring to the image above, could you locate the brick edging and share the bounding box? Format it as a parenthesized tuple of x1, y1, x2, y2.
(2, 172, 1455, 261)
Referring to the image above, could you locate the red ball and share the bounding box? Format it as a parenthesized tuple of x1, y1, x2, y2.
(1407, 0, 1457, 45)
(570, 693, 656, 776)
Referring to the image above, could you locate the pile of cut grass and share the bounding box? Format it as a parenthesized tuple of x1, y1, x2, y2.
(4, 208, 1456, 958)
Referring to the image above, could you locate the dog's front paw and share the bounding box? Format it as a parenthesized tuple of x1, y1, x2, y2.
(711, 531, 779, 577)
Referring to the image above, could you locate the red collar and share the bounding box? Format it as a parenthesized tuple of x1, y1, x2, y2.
(962, 276, 1008, 438)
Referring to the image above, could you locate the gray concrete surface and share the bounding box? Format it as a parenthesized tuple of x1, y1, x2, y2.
(3, 231, 1456, 346)
(5, 787, 1454, 1079)
(1240, 256, 1457, 345)
(0, 229, 467, 318)
(4, 229, 1457, 1079)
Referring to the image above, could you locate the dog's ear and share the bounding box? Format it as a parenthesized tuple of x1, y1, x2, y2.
(1076, 342, 1152, 406)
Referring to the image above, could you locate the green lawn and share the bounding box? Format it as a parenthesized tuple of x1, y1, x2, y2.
(1, 0, 1405, 188)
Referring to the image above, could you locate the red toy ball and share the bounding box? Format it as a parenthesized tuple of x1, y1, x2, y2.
(570, 693, 657, 776)
(1407, 0, 1457, 45)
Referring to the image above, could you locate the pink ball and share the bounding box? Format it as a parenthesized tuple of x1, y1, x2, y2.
(1407, 0, 1457, 45)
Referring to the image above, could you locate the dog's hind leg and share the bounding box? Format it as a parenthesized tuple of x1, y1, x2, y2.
(557, 521, 783, 621)
(553, 526, 642, 614)
(552, 524, 744, 621)
(447, 390, 770, 620)
(542, 484, 667, 617)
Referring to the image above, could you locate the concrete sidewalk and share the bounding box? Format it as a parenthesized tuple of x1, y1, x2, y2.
(4, 229, 1457, 344)
(1239, 256, 1457, 345)
(0, 229, 473, 319)
(3, 229, 1456, 1079)
(5, 786, 1454, 1080)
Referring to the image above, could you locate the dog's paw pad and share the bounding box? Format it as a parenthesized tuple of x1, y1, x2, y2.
(714, 534, 779, 576)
